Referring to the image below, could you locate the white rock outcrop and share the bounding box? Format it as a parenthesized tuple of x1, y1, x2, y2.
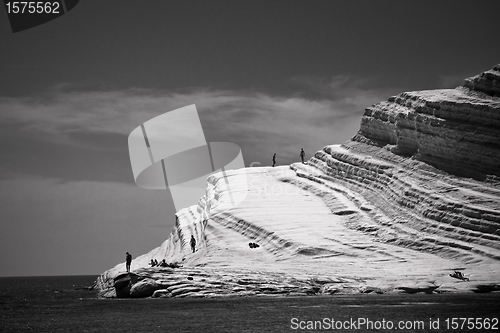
(96, 65, 500, 297)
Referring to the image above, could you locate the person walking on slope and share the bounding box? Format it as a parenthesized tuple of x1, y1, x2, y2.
(190, 235, 196, 253)
(272, 153, 276, 167)
(300, 148, 305, 164)
(125, 252, 132, 272)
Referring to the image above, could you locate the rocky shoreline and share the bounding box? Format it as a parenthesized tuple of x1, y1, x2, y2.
(95, 266, 500, 299)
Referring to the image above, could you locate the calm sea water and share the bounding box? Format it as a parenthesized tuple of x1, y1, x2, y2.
(1, 275, 499, 332)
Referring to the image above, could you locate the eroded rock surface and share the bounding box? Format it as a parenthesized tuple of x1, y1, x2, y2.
(96, 65, 500, 298)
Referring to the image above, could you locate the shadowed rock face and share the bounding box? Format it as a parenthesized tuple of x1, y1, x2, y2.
(96, 65, 500, 298)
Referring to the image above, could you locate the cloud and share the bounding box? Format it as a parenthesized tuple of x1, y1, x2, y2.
(0, 78, 399, 183)
(0, 78, 393, 135)
(291, 74, 396, 109)
(0, 81, 392, 161)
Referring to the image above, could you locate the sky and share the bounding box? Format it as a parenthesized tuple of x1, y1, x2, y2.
(0, 0, 499, 277)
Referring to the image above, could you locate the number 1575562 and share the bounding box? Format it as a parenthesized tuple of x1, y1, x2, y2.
(5, 2, 60, 14)
(445, 318, 498, 330)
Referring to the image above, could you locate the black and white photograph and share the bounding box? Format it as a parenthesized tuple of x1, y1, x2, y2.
(1, 1, 499, 332)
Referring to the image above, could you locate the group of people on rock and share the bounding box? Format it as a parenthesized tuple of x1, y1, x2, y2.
(149, 258, 182, 268)
(272, 148, 306, 167)
(124, 235, 197, 273)
(248, 242, 260, 249)
(124, 253, 182, 272)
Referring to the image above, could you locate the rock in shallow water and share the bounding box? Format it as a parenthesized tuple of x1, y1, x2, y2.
(130, 278, 161, 298)
(113, 273, 140, 298)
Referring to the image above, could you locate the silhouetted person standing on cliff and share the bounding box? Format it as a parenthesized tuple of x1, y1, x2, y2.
(125, 252, 132, 272)
(272, 153, 276, 167)
(190, 235, 196, 253)
(300, 148, 305, 164)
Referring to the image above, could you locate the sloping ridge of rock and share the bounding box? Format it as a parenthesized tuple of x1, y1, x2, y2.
(96, 65, 500, 298)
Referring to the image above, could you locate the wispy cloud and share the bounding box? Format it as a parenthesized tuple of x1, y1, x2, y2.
(0, 88, 350, 136)
(291, 74, 397, 108)
(0, 79, 395, 170)
(1, 79, 392, 137)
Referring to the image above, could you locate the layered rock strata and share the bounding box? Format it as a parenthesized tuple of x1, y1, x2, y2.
(358, 65, 500, 180)
(96, 65, 500, 298)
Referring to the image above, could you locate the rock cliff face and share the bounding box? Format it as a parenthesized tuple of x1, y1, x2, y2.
(358, 66, 500, 180)
(96, 65, 500, 298)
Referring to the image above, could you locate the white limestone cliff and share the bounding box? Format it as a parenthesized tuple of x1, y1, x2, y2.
(96, 65, 500, 298)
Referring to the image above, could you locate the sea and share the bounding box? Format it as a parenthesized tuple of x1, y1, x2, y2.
(1, 275, 499, 332)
